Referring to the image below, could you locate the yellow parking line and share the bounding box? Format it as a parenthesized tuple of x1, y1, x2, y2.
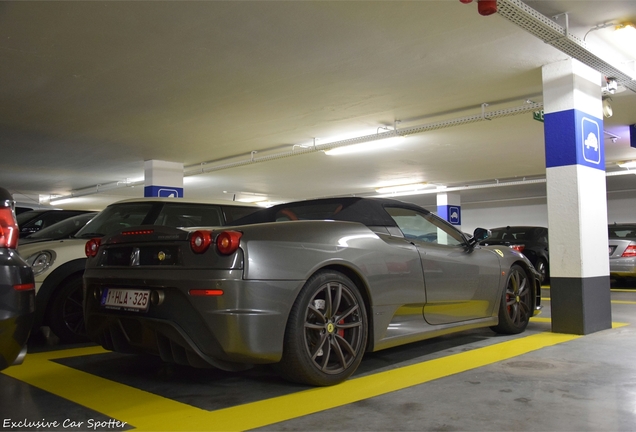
(3, 332, 580, 431)
(530, 316, 629, 329)
(543, 288, 636, 293)
(541, 297, 636, 305)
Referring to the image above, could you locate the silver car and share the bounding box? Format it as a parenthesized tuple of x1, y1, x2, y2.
(84, 197, 542, 386)
(609, 224, 636, 281)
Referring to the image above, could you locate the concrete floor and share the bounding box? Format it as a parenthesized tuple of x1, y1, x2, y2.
(2, 283, 635, 432)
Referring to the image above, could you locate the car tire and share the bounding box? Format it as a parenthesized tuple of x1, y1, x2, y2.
(276, 270, 368, 386)
(47, 275, 89, 344)
(535, 258, 549, 285)
(490, 264, 532, 335)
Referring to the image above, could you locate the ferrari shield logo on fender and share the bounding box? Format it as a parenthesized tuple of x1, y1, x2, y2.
(494, 249, 504, 257)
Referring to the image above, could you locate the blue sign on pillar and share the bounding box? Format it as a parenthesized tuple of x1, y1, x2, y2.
(438, 205, 461, 226)
(544, 109, 604, 170)
(449, 206, 461, 225)
(144, 185, 184, 198)
(581, 117, 601, 165)
(630, 124, 636, 149)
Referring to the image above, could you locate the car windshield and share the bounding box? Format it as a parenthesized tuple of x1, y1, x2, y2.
(75, 202, 156, 238)
(609, 225, 636, 239)
(16, 209, 47, 225)
(24, 212, 97, 240)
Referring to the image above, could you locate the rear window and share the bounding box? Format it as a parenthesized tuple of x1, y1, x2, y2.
(75, 201, 258, 237)
(155, 203, 224, 227)
(609, 226, 636, 239)
(76, 203, 156, 238)
(490, 228, 534, 241)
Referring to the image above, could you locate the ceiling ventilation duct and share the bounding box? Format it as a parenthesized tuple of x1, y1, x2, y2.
(461, 0, 636, 93)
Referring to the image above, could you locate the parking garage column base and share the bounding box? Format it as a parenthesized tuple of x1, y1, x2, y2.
(550, 276, 612, 335)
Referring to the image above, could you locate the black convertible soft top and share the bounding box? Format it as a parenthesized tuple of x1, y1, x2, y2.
(229, 197, 431, 228)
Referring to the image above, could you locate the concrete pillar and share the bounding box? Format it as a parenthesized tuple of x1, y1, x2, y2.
(144, 160, 184, 198)
(542, 58, 612, 335)
(437, 192, 461, 228)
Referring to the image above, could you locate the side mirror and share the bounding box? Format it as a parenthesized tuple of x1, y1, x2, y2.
(469, 227, 491, 246)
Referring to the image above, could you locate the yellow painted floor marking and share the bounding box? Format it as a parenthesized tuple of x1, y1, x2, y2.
(541, 297, 636, 305)
(530, 316, 629, 329)
(4, 332, 579, 431)
(543, 288, 636, 293)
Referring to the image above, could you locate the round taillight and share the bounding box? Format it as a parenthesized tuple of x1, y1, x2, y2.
(216, 231, 243, 255)
(85, 238, 101, 258)
(190, 230, 212, 254)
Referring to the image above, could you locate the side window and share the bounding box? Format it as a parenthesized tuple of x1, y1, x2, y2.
(385, 207, 465, 247)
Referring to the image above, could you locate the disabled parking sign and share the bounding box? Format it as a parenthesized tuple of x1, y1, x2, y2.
(581, 117, 601, 165)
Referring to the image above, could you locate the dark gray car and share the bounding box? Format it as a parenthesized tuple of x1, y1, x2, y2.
(84, 197, 542, 386)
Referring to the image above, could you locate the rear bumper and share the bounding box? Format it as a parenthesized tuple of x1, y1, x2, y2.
(610, 257, 636, 278)
(84, 268, 302, 369)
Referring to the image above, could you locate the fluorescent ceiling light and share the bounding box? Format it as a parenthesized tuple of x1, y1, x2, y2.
(324, 136, 405, 156)
(612, 22, 636, 58)
(49, 198, 76, 206)
(617, 160, 636, 169)
(615, 23, 636, 39)
(375, 182, 429, 194)
(236, 195, 268, 203)
(256, 201, 281, 208)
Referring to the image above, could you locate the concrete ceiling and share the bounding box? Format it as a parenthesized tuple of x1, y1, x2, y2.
(1, 0, 635, 211)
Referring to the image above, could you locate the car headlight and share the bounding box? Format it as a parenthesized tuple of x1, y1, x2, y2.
(25, 250, 57, 276)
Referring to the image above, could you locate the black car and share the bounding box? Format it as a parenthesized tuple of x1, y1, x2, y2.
(17, 209, 95, 238)
(481, 226, 550, 284)
(0, 188, 35, 370)
(20, 212, 98, 245)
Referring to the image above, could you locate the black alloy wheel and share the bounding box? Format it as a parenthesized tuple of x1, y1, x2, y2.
(535, 259, 549, 284)
(491, 264, 532, 335)
(48, 276, 89, 343)
(276, 270, 367, 386)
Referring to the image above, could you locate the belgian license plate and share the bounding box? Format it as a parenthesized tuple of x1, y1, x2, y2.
(101, 288, 150, 312)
